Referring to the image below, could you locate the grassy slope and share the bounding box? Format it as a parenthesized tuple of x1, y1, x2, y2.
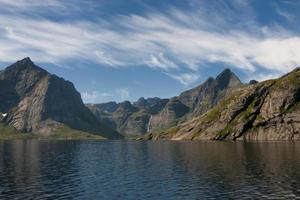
(0, 123, 35, 139)
(49, 125, 106, 140)
(0, 123, 106, 140)
(156, 68, 300, 140)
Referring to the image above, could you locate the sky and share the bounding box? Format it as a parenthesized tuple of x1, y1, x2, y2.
(0, 0, 300, 103)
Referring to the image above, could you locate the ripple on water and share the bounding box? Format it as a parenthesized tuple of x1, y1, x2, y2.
(0, 140, 300, 199)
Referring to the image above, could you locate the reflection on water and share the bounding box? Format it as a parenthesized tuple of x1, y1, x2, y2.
(0, 140, 300, 199)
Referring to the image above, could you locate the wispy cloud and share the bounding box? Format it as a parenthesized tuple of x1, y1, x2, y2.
(0, 0, 61, 7)
(166, 73, 200, 87)
(0, 1, 300, 86)
(145, 53, 178, 71)
(82, 88, 130, 103)
(81, 91, 112, 103)
(95, 51, 125, 67)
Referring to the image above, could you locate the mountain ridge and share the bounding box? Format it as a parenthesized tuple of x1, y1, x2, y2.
(3, 57, 298, 141)
(145, 67, 300, 141)
(87, 68, 243, 136)
(0, 57, 121, 139)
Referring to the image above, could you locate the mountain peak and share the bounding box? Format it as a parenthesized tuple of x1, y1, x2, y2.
(2, 57, 47, 84)
(216, 68, 232, 80)
(215, 68, 242, 89)
(0, 58, 121, 139)
(13, 57, 35, 68)
(19, 57, 33, 64)
(5, 57, 45, 74)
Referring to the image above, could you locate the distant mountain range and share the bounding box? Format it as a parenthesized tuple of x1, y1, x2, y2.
(1, 57, 300, 141)
(87, 68, 242, 137)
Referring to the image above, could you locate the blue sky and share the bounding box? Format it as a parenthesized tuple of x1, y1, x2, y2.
(0, 0, 300, 103)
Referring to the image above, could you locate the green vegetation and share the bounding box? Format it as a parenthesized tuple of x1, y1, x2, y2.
(150, 118, 180, 134)
(217, 124, 233, 138)
(205, 107, 221, 122)
(0, 123, 35, 140)
(284, 102, 300, 114)
(48, 125, 106, 140)
(0, 123, 105, 140)
(255, 114, 265, 123)
(10, 106, 18, 114)
(238, 98, 257, 121)
(273, 69, 300, 88)
(204, 90, 242, 122)
(165, 126, 180, 136)
(130, 110, 148, 120)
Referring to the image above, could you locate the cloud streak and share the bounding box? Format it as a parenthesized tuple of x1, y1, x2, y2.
(81, 88, 130, 103)
(166, 73, 200, 87)
(0, 1, 300, 85)
(81, 91, 112, 103)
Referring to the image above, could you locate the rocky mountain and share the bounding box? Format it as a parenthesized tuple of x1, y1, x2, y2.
(146, 68, 300, 141)
(0, 58, 121, 139)
(87, 98, 169, 136)
(88, 68, 242, 136)
(147, 68, 243, 132)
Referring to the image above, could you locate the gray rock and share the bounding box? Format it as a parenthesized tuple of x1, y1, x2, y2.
(150, 68, 300, 141)
(0, 58, 121, 139)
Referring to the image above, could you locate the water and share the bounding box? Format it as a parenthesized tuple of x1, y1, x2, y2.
(1, 140, 300, 199)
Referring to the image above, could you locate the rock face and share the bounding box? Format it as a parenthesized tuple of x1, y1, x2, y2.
(87, 98, 168, 136)
(147, 68, 242, 132)
(87, 68, 242, 136)
(249, 80, 259, 85)
(147, 68, 300, 141)
(0, 58, 121, 139)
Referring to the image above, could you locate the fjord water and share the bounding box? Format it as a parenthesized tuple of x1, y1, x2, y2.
(1, 141, 300, 199)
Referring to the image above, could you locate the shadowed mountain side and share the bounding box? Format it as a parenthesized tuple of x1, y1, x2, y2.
(144, 68, 243, 133)
(87, 98, 169, 136)
(88, 68, 242, 137)
(0, 58, 121, 139)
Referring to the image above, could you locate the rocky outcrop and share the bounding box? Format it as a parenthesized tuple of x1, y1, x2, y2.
(0, 58, 121, 139)
(147, 99, 190, 131)
(147, 68, 300, 141)
(88, 68, 242, 136)
(249, 80, 259, 85)
(87, 98, 168, 136)
(147, 68, 243, 132)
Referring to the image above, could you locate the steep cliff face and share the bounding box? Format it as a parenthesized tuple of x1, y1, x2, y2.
(88, 68, 242, 136)
(87, 98, 168, 136)
(147, 68, 300, 141)
(179, 69, 242, 110)
(0, 58, 121, 139)
(0, 57, 47, 113)
(148, 68, 242, 132)
(147, 99, 190, 131)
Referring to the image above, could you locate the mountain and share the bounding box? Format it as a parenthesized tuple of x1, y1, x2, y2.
(146, 68, 300, 141)
(0, 58, 121, 139)
(147, 68, 243, 132)
(87, 98, 169, 136)
(88, 68, 242, 136)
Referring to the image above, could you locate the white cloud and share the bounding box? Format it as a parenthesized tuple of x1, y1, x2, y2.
(81, 89, 130, 103)
(95, 51, 124, 67)
(247, 72, 282, 82)
(166, 73, 200, 86)
(0, 1, 300, 85)
(145, 53, 178, 71)
(0, 0, 61, 7)
(81, 91, 112, 103)
(115, 88, 130, 100)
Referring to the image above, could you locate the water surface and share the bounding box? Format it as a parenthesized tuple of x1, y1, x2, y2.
(0, 140, 300, 199)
